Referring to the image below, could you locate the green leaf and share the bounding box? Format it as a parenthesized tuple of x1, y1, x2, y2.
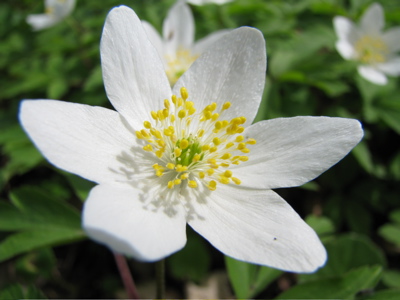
(362, 288, 400, 300)
(299, 234, 386, 283)
(378, 224, 400, 247)
(351, 141, 375, 174)
(0, 284, 47, 299)
(168, 230, 210, 283)
(277, 265, 382, 299)
(0, 186, 85, 262)
(382, 270, 400, 288)
(305, 215, 335, 237)
(225, 256, 282, 298)
(0, 229, 84, 262)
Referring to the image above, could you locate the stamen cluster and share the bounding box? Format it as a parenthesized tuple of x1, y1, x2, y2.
(136, 87, 256, 191)
(355, 36, 388, 64)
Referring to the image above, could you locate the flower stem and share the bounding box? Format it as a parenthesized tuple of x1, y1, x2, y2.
(156, 259, 165, 299)
(114, 253, 139, 299)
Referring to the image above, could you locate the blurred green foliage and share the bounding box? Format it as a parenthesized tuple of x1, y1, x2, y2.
(1, 0, 400, 298)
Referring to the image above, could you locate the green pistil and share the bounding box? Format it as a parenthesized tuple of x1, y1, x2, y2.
(176, 139, 203, 166)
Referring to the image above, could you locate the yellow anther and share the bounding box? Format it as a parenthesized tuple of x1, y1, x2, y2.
(203, 111, 212, 120)
(168, 181, 174, 189)
(240, 117, 246, 124)
(143, 121, 152, 129)
(151, 111, 158, 120)
(208, 158, 217, 165)
(219, 176, 230, 184)
(223, 170, 233, 178)
(212, 113, 219, 121)
(177, 97, 184, 107)
(153, 163, 161, 170)
(180, 139, 189, 149)
(241, 148, 250, 153)
(237, 126, 245, 133)
(232, 177, 241, 185)
(235, 135, 244, 142)
(208, 180, 217, 191)
(140, 129, 150, 138)
(210, 146, 218, 153)
(225, 142, 234, 148)
(174, 148, 182, 157)
(222, 120, 229, 127)
(221, 153, 231, 160)
(143, 144, 153, 152)
(170, 114, 176, 122)
(239, 156, 249, 162)
(207, 169, 215, 176)
(178, 109, 187, 119)
(171, 94, 177, 104)
(199, 172, 205, 179)
(174, 179, 182, 185)
(213, 137, 221, 146)
(180, 87, 189, 100)
(155, 150, 164, 158)
(157, 110, 164, 120)
(156, 139, 165, 147)
(215, 121, 222, 130)
(237, 142, 246, 150)
(198, 129, 205, 137)
(221, 162, 230, 167)
(246, 138, 257, 145)
(188, 180, 197, 188)
(156, 170, 164, 177)
(176, 164, 188, 172)
(180, 173, 189, 180)
(163, 108, 169, 118)
(232, 117, 242, 125)
(193, 154, 201, 162)
(135, 131, 144, 139)
(188, 107, 196, 115)
(166, 163, 175, 169)
(202, 145, 210, 151)
(164, 126, 174, 136)
(222, 102, 231, 110)
(185, 101, 194, 110)
(164, 99, 170, 109)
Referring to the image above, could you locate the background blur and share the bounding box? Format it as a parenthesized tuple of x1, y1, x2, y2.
(0, 0, 399, 298)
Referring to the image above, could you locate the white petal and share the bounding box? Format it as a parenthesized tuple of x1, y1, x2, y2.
(376, 57, 400, 76)
(83, 183, 187, 261)
(233, 116, 363, 189)
(360, 3, 384, 34)
(141, 20, 165, 62)
(188, 186, 326, 272)
(101, 6, 172, 129)
(357, 65, 388, 85)
(333, 16, 360, 45)
(174, 27, 266, 125)
(19, 100, 151, 184)
(192, 29, 230, 54)
(383, 27, 400, 53)
(335, 40, 357, 60)
(26, 14, 59, 31)
(46, 0, 76, 18)
(163, 0, 194, 56)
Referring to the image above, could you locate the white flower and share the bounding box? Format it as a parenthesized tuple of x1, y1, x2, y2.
(333, 2, 400, 85)
(26, 0, 76, 31)
(20, 6, 363, 273)
(141, 0, 230, 85)
(187, 0, 233, 5)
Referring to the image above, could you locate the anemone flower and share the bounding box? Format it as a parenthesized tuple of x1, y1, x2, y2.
(141, 0, 230, 85)
(26, 0, 76, 31)
(20, 5, 363, 273)
(333, 2, 400, 85)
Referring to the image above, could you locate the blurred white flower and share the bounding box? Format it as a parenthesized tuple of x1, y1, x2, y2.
(27, 0, 76, 31)
(187, 0, 233, 5)
(142, 0, 230, 85)
(334, 2, 400, 85)
(20, 6, 364, 273)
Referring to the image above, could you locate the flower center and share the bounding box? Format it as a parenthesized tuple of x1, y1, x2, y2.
(165, 48, 199, 85)
(354, 36, 388, 64)
(136, 87, 256, 191)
